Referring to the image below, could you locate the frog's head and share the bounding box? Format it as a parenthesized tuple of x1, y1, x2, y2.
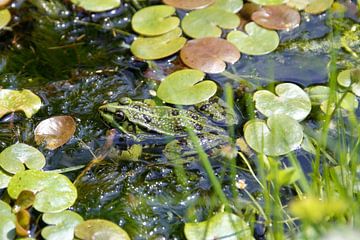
(98, 97, 132, 130)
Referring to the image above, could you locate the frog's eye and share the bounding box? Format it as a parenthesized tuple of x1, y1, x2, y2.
(115, 111, 126, 122)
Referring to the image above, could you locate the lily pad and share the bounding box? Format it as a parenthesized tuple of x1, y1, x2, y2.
(75, 219, 130, 240)
(0, 169, 11, 189)
(34, 116, 76, 150)
(182, 8, 240, 39)
(337, 69, 360, 97)
(130, 27, 186, 60)
(0, 89, 42, 118)
(0, 0, 11, 8)
(0, 200, 16, 240)
(162, 0, 215, 10)
(0, 143, 46, 174)
(70, 0, 121, 12)
(132, 5, 179, 36)
(227, 22, 279, 55)
(251, 5, 301, 30)
(42, 211, 84, 240)
(0, 9, 10, 29)
(304, 0, 334, 14)
(286, 0, 310, 10)
(253, 83, 311, 121)
(210, 0, 244, 13)
(180, 37, 240, 74)
(249, 0, 288, 5)
(184, 212, 253, 240)
(157, 69, 217, 105)
(7, 170, 77, 213)
(244, 114, 304, 156)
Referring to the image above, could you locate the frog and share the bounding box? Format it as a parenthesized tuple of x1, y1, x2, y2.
(98, 96, 239, 160)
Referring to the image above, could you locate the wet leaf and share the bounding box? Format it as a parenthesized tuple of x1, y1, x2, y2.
(304, 0, 334, 14)
(14, 190, 35, 211)
(131, 27, 186, 60)
(249, 0, 288, 5)
(34, 116, 76, 150)
(16, 209, 31, 236)
(41, 210, 83, 240)
(162, 0, 215, 10)
(180, 37, 240, 74)
(253, 83, 311, 121)
(244, 115, 303, 156)
(286, 0, 310, 10)
(0, 89, 42, 118)
(7, 170, 77, 213)
(75, 219, 130, 240)
(132, 5, 179, 36)
(0, 143, 46, 174)
(0, 200, 16, 240)
(182, 8, 240, 39)
(251, 5, 301, 30)
(184, 212, 253, 240)
(157, 69, 217, 105)
(0, 0, 12, 8)
(70, 0, 121, 12)
(227, 22, 279, 55)
(0, 9, 10, 29)
(211, 0, 244, 13)
(0, 169, 11, 189)
(337, 69, 360, 97)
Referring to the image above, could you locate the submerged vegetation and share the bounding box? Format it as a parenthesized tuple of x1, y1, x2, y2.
(0, 0, 360, 239)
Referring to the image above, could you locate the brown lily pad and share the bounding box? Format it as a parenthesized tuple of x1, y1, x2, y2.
(180, 37, 240, 74)
(163, 0, 215, 10)
(34, 116, 76, 150)
(0, 0, 11, 8)
(251, 5, 301, 30)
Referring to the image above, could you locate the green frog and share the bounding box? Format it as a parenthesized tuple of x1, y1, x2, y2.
(98, 97, 239, 160)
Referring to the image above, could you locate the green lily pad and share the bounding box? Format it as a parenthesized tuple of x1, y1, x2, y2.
(227, 22, 279, 55)
(249, 0, 288, 5)
(163, 0, 215, 10)
(337, 69, 360, 97)
(0, 143, 46, 174)
(0, 9, 11, 29)
(0, 89, 42, 118)
(7, 170, 77, 213)
(244, 115, 304, 156)
(157, 69, 217, 105)
(75, 219, 130, 240)
(305, 0, 334, 14)
(70, 0, 121, 12)
(0, 169, 11, 189)
(184, 212, 253, 240)
(211, 0, 244, 13)
(132, 5, 179, 36)
(182, 8, 240, 39)
(0, 201, 16, 240)
(253, 83, 311, 121)
(42, 211, 84, 240)
(131, 27, 186, 60)
(286, 0, 310, 10)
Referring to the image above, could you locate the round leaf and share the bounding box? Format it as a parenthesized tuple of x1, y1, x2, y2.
(7, 170, 77, 213)
(42, 211, 83, 240)
(130, 27, 186, 60)
(211, 0, 244, 13)
(251, 5, 301, 30)
(75, 219, 130, 240)
(0, 169, 11, 189)
(0, 9, 10, 29)
(286, 0, 310, 10)
(132, 5, 179, 36)
(70, 0, 121, 12)
(34, 116, 76, 150)
(249, 0, 288, 5)
(180, 37, 240, 74)
(305, 0, 334, 14)
(162, 0, 215, 10)
(227, 22, 279, 55)
(0, 143, 46, 174)
(184, 212, 253, 240)
(253, 83, 311, 121)
(0, 200, 16, 240)
(182, 8, 240, 39)
(337, 69, 360, 97)
(244, 115, 304, 156)
(0, 89, 42, 118)
(157, 69, 217, 105)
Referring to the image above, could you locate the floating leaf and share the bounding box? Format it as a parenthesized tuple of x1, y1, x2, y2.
(0, 200, 16, 240)
(249, 0, 288, 5)
(0, 169, 11, 189)
(337, 69, 360, 97)
(70, 0, 121, 12)
(0, 0, 12, 8)
(211, 0, 244, 13)
(244, 115, 303, 156)
(0, 9, 10, 29)
(227, 22, 279, 55)
(132, 5, 179, 36)
(0, 89, 41, 118)
(131, 27, 186, 60)
(14, 190, 36, 211)
(253, 83, 311, 121)
(180, 37, 240, 74)
(182, 8, 240, 39)
(286, 0, 310, 10)
(75, 219, 130, 240)
(42, 211, 83, 240)
(34, 116, 76, 150)
(7, 170, 77, 213)
(304, 0, 334, 14)
(0, 143, 46, 174)
(162, 0, 215, 10)
(251, 5, 301, 30)
(157, 69, 217, 105)
(184, 212, 253, 240)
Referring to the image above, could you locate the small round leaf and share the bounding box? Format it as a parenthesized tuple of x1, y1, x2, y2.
(163, 0, 215, 10)
(157, 69, 217, 105)
(286, 0, 310, 10)
(0, 9, 11, 29)
(70, 0, 121, 12)
(305, 0, 334, 14)
(0, 200, 16, 240)
(337, 69, 360, 97)
(211, 0, 244, 13)
(42, 211, 83, 240)
(0, 169, 11, 189)
(75, 219, 130, 240)
(249, 0, 288, 5)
